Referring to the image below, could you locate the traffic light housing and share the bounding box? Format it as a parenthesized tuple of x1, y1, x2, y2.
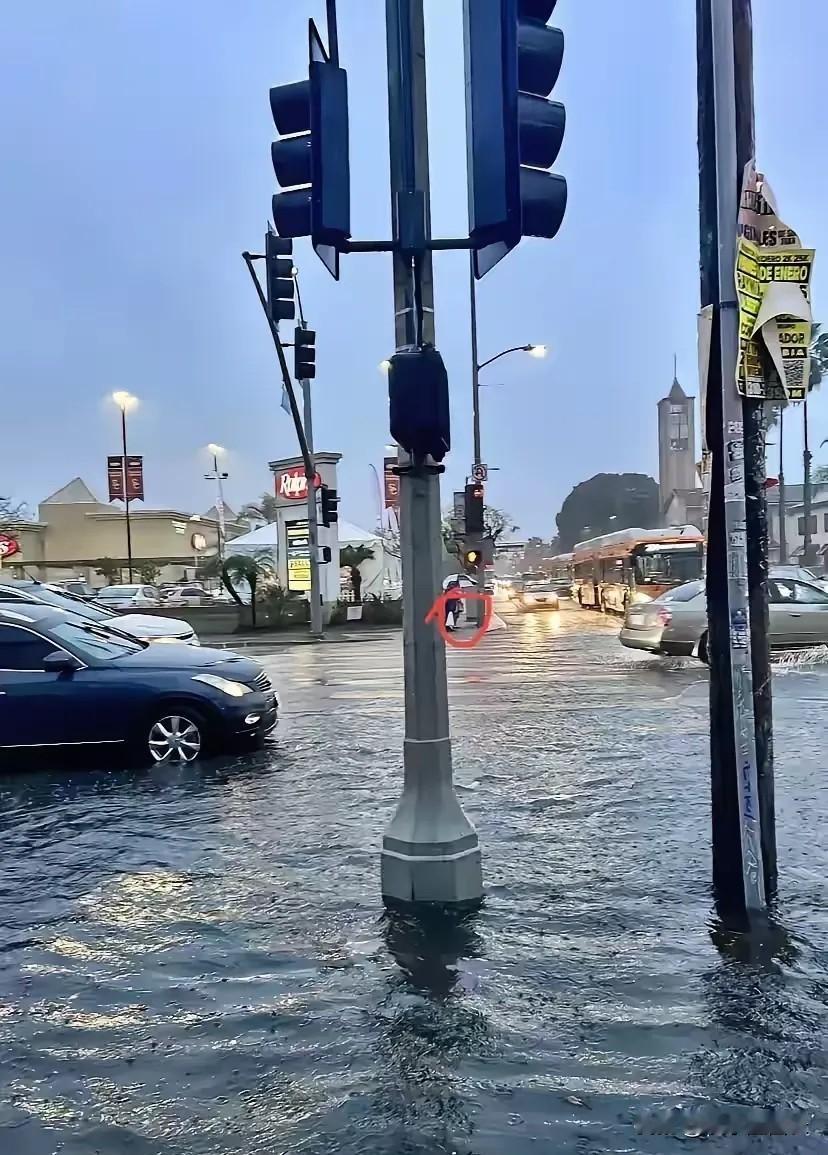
(465, 483, 485, 534)
(464, 0, 567, 278)
(269, 20, 350, 278)
(388, 346, 451, 462)
(265, 232, 295, 322)
(320, 485, 339, 526)
(294, 326, 317, 380)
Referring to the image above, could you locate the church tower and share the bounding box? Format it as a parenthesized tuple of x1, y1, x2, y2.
(657, 363, 697, 514)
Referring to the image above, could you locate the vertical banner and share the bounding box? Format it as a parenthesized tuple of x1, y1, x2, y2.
(125, 456, 144, 501)
(383, 456, 400, 509)
(107, 455, 125, 501)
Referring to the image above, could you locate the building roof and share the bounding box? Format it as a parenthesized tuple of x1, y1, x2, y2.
(668, 377, 688, 403)
(40, 478, 100, 505)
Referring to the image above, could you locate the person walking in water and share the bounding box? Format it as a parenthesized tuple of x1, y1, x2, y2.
(445, 578, 462, 632)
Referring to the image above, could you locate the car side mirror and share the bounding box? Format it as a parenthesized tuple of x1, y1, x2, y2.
(42, 651, 82, 674)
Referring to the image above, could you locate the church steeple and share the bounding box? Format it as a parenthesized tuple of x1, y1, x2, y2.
(668, 355, 687, 402)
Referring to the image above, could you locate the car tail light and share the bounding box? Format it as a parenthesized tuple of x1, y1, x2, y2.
(657, 608, 672, 626)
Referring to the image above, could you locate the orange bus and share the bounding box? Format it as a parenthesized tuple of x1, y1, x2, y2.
(573, 525, 704, 614)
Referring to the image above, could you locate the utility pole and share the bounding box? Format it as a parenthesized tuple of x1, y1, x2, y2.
(802, 394, 816, 566)
(293, 274, 324, 639)
(470, 253, 482, 469)
(778, 407, 787, 564)
(205, 445, 228, 562)
(380, 0, 482, 908)
(696, 0, 767, 917)
(733, 0, 776, 898)
(300, 371, 324, 638)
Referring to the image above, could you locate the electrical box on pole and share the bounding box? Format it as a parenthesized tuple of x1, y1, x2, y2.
(265, 232, 296, 322)
(294, 326, 317, 380)
(387, 346, 451, 462)
(464, 0, 567, 278)
(269, 20, 351, 278)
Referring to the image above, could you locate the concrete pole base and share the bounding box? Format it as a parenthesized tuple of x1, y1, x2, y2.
(380, 736, 483, 908)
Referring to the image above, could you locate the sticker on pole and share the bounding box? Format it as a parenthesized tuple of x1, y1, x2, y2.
(426, 591, 494, 648)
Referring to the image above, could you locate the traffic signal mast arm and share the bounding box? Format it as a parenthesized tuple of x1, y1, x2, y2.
(241, 250, 315, 484)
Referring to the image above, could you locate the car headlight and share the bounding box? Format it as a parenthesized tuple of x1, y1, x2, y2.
(192, 673, 252, 697)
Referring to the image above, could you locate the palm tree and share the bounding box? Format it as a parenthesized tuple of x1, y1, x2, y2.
(340, 544, 374, 604)
(221, 551, 274, 627)
(241, 493, 279, 524)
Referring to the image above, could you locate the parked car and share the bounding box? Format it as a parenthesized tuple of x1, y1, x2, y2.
(0, 580, 199, 644)
(0, 605, 277, 763)
(619, 576, 828, 661)
(518, 580, 560, 611)
(161, 585, 220, 606)
(96, 584, 162, 611)
(52, 578, 96, 600)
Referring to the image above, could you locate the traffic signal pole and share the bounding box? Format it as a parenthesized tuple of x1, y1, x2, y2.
(300, 374, 324, 638)
(380, 0, 482, 908)
(696, 0, 767, 917)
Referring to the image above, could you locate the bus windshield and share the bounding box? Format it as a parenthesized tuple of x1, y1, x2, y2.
(634, 547, 703, 586)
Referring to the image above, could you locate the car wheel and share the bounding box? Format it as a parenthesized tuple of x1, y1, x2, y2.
(146, 708, 206, 764)
(698, 631, 709, 666)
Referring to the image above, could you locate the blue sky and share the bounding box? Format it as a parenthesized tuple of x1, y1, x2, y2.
(1, 1, 826, 535)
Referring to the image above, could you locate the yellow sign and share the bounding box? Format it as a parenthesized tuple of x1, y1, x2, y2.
(736, 163, 814, 402)
(286, 520, 311, 592)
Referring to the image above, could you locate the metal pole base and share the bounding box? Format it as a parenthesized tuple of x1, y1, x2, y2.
(381, 735, 483, 907)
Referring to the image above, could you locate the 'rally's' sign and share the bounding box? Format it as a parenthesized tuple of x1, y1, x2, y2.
(275, 466, 321, 501)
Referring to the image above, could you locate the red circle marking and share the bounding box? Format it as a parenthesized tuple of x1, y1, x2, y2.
(425, 590, 494, 648)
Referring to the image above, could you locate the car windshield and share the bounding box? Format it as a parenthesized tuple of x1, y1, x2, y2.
(33, 585, 116, 621)
(49, 620, 146, 660)
(98, 586, 140, 598)
(656, 581, 705, 603)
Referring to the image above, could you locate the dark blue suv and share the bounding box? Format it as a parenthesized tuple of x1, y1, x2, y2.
(0, 605, 278, 764)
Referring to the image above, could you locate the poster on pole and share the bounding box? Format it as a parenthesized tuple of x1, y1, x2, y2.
(107, 455, 125, 501)
(383, 456, 400, 509)
(286, 519, 311, 592)
(736, 162, 814, 402)
(125, 456, 144, 501)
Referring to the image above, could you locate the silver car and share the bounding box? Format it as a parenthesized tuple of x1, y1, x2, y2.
(620, 576, 828, 661)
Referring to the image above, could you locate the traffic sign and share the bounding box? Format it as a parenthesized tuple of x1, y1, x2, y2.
(471, 463, 488, 483)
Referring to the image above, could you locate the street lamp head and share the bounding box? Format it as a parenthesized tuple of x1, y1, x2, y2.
(207, 442, 226, 457)
(111, 390, 138, 412)
(526, 344, 548, 359)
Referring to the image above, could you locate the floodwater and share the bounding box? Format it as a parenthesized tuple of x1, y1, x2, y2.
(1, 605, 827, 1153)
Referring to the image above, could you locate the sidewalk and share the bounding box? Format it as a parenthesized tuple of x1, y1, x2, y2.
(201, 625, 402, 650)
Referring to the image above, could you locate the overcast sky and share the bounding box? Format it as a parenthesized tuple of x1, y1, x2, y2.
(2, 1, 826, 535)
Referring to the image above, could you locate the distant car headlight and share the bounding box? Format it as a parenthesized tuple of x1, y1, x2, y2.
(192, 673, 252, 697)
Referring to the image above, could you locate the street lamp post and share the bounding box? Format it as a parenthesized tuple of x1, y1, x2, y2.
(205, 443, 229, 562)
(469, 253, 546, 467)
(111, 391, 138, 581)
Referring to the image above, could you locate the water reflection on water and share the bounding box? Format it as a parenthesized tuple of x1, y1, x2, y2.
(1, 616, 827, 1153)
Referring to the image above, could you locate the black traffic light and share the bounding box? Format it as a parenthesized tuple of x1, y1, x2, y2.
(464, 0, 567, 278)
(269, 20, 350, 279)
(465, 483, 485, 535)
(294, 326, 316, 380)
(463, 548, 481, 571)
(388, 346, 450, 462)
(265, 232, 295, 322)
(320, 485, 339, 526)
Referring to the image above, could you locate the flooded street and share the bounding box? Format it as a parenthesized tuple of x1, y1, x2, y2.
(2, 606, 827, 1153)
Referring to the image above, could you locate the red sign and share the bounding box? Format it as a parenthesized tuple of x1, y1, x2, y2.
(107, 455, 125, 501)
(0, 534, 20, 560)
(275, 466, 321, 501)
(125, 455, 144, 501)
(383, 456, 400, 508)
